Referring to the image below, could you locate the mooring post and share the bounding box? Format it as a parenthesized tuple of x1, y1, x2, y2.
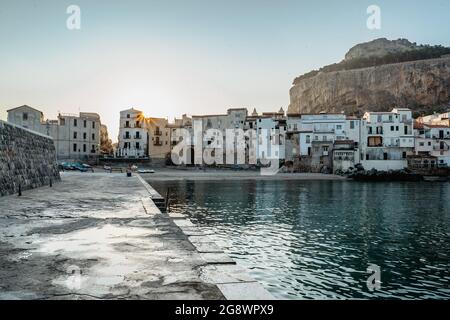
(165, 188, 170, 212)
(50, 178, 53, 188)
(18, 184, 22, 197)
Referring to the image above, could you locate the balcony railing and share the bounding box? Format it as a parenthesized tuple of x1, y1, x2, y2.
(123, 135, 131, 139)
(134, 135, 141, 139)
(153, 141, 162, 146)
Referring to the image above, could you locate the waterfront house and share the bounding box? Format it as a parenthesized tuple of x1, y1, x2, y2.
(191, 108, 248, 165)
(414, 122, 450, 166)
(254, 109, 286, 164)
(360, 108, 415, 171)
(332, 140, 359, 173)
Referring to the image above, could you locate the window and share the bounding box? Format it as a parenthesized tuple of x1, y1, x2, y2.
(419, 142, 424, 146)
(91, 145, 96, 153)
(391, 126, 394, 131)
(368, 127, 373, 134)
(136, 142, 140, 149)
(83, 144, 86, 152)
(73, 144, 77, 152)
(396, 126, 399, 131)
(126, 121, 130, 128)
(306, 135, 311, 143)
(83, 132, 87, 140)
(74, 119, 77, 127)
(83, 120, 87, 128)
(60, 118, 65, 125)
(73, 132, 77, 139)
(350, 121, 355, 129)
(402, 152, 407, 159)
(389, 115, 393, 122)
(383, 153, 388, 160)
(428, 142, 432, 146)
(92, 133, 95, 140)
(127, 114, 130, 118)
(23, 113, 28, 121)
(92, 122, 95, 129)
(336, 125, 342, 130)
(377, 115, 382, 122)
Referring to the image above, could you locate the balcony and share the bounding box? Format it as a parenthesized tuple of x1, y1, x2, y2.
(153, 141, 163, 146)
(154, 130, 162, 136)
(134, 135, 141, 139)
(123, 135, 131, 140)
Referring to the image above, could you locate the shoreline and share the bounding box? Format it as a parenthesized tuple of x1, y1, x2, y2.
(135, 168, 347, 181)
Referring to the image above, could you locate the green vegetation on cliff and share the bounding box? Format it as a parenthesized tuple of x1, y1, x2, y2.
(293, 45, 450, 85)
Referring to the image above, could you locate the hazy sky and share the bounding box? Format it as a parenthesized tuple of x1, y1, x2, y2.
(1, 0, 449, 141)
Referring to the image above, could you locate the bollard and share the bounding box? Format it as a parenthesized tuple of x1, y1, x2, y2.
(18, 184, 22, 197)
(50, 178, 53, 188)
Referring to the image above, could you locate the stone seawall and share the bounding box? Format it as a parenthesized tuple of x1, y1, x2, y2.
(0, 120, 60, 196)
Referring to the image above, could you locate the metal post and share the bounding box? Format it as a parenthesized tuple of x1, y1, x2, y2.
(18, 184, 22, 197)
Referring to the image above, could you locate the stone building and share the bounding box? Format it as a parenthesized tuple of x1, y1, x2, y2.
(146, 117, 171, 160)
(7, 106, 103, 160)
(191, 108, 248, 165)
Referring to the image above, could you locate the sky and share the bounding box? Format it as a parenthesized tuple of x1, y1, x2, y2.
(1, 0, 449, 142)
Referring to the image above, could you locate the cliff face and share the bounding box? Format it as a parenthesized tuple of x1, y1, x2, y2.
(288, 56, 450, 116)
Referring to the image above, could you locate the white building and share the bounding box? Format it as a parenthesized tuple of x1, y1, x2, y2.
(117, 108, 148, 158)
(7, 105, 102, 160)
(254, 109, 286, 163)
(414, 122, 450, 166)
(360, 108, 415, 170)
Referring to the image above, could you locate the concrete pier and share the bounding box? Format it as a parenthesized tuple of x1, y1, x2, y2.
(0, 172, 272, 300)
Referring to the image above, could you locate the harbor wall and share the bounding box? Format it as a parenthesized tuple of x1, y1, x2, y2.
(0, 120, 60, 196)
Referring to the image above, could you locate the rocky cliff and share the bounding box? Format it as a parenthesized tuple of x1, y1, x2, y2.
(288, 39, 450, 116)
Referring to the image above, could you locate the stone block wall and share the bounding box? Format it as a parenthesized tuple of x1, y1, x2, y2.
(0, 120, 60, 196)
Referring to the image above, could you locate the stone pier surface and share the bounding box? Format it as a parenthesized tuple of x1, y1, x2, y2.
(0, 172, 272, 300)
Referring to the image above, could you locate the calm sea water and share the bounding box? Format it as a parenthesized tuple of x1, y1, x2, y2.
(149, 180, 450, 299)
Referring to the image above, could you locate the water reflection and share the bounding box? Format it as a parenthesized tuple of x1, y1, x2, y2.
(149, 180, 450, 299)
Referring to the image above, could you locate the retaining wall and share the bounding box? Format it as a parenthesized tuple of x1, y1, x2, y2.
(0, 120, 60, 196)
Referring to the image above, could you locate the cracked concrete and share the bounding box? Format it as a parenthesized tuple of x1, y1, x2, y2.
(0, 172, 224, 300)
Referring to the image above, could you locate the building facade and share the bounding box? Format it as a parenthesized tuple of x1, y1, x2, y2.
(7, 105, 103, 160)
(360, 108, 415, 171)
(117, 108, 148, 158)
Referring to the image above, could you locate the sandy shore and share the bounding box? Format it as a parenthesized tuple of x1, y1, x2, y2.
(137, 168, 347, 181)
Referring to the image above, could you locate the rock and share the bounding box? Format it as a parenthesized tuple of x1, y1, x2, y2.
(288, 39, 450, 116)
